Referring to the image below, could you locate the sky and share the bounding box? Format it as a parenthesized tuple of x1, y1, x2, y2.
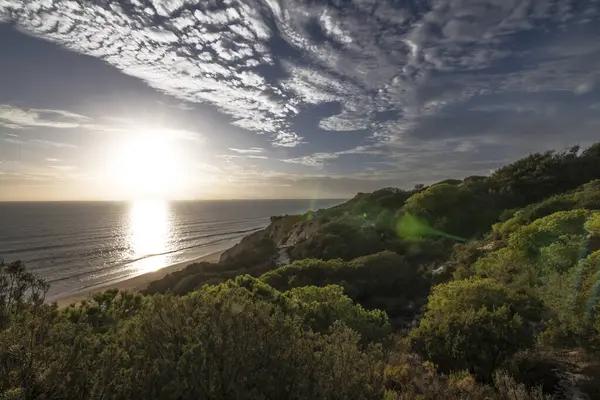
(0, 0, 599, 201)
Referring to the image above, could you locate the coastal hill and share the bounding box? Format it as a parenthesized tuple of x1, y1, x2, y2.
(3, 142, 600, 398)
(146, 144, 600, 322)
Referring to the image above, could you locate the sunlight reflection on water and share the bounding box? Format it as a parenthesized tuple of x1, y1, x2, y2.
(128, 200, 173, 274)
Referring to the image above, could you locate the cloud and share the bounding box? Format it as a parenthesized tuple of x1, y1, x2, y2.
(272, 132, 304, 148)
(1, 0, 599, 191)
(81, 121, 204, 142)
(1, 0, 302, 146)
(2, 123, 24, 129)
(283, 153, 339, 168)
(197, 162, 222, 173)
(283, 145, 387, 168)
(31, 139, 78, 148)
(2, 1, 595, 142)
(228, 147, 264, 154)
(34, 108, 91, 120)
(156, 100, 195, 111)
(218, 154, 268, 161)
(0, 105, 204, 143)
(156, 127, 204, 142)
(0, 105, 88, 129)
(3, 132, 23, 144)
(575, 76, 599, 95)
(49, 164, 78, 171)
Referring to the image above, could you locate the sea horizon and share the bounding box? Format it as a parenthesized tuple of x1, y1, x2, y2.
(0, 197, 349, 203)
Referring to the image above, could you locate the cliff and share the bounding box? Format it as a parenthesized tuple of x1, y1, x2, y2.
(219, 214, 324, 267)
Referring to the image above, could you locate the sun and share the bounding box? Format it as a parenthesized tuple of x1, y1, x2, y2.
(110, 130, 186, 199)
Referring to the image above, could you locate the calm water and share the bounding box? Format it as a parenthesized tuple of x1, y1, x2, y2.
(0, 199, 343, 301)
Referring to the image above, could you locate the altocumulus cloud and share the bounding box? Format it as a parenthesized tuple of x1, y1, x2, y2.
(1, 0, 600, 189)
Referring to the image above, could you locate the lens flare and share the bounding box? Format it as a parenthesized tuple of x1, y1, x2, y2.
(397, 214, 466, 242)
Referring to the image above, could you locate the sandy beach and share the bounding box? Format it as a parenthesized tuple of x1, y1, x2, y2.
(55, 250, 224, 307)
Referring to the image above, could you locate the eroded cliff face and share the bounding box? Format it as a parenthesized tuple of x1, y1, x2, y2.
(144, 214, 325, 296)
(219, 214, 322, 267)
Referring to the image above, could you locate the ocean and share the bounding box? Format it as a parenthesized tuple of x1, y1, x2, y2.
(0, 199, 344, 301)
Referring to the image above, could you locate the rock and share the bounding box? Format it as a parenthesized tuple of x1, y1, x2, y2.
(276, 247, 290, 266)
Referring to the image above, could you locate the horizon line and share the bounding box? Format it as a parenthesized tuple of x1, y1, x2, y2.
(0, 197, 350, 203)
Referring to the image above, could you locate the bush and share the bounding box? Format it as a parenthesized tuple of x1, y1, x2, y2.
(476, 210, 598, 286)
(261, 251, 430, 323)
(206, 275, 391, 343)
(113, 291, 385, 399)
(410, 277, 542, 382)
(381, 340, 550, 400)
(284, 284, 390, 343)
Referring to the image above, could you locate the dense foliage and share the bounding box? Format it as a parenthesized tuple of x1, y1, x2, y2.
(1, 261, 385, 399)
(4, 142, 600, 398)
(410, 277, 543, 381)
(260, 251, 429, 325)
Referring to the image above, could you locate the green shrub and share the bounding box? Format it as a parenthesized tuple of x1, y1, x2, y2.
(261, 251, 430, 323)
(410, 278, 542, 382)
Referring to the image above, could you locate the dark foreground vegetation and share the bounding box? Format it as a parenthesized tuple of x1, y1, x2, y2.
(3, 143, 600, 399)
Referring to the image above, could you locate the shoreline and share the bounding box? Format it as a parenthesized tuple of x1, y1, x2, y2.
(54, 250, 224, 307)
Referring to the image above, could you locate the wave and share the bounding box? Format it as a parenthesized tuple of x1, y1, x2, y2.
(0, 235, 124, 255)
(46, 228, 261, 284)
(2, 226, 263, 260)
(173, 227, 262, 245)
(0, 224, 118, 243)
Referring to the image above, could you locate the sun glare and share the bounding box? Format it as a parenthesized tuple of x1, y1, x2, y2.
(110, 130, 186, 199)
(128, 200, 172, 273)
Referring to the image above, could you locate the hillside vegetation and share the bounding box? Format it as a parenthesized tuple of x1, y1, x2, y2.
(3, 143, 600, 399)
